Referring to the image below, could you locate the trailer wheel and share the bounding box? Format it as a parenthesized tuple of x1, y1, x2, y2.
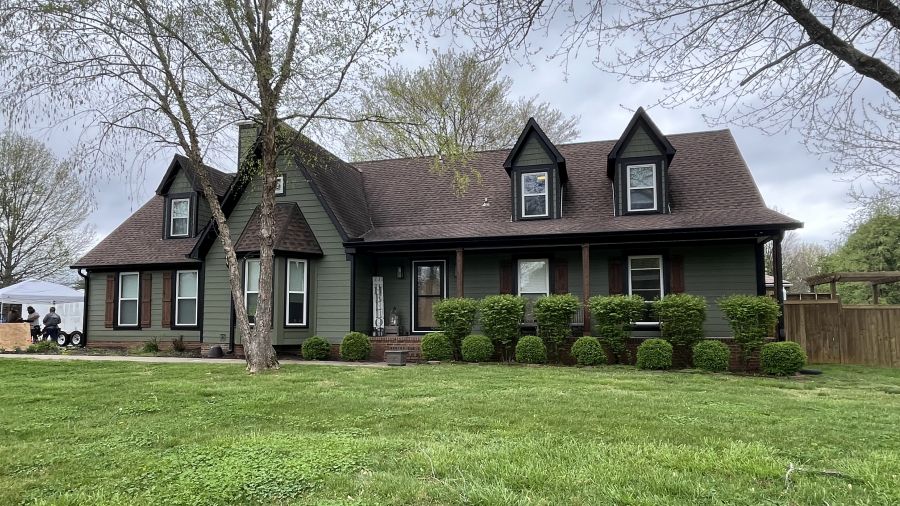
(56, 332, 69, 347)
(68, 331, 84, 347)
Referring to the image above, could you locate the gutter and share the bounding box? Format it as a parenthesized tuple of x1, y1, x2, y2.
(78, 269, 89, 344)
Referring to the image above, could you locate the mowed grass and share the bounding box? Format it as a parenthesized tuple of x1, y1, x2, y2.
(1, 360, 899, 505)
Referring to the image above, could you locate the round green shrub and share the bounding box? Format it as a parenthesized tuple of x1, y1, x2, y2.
(570, 336, 607, 366)
(421, 332, 453, 361)
(636, 339, 673, 370)
(340, 332, 371, 361)
(760, 341, 807, 376)
(515, 335, 547, 364)
(692, 340, 730, 372)
(461, 334, 494, 362)
(301, 336, 331, 360)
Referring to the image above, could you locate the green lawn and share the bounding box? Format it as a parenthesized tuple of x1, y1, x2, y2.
(1, 360, 898, 505)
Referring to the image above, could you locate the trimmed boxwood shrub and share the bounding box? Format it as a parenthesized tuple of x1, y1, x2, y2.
(570, 336, 607, 366)
(588, 294, 645, 363)
(654, 294, 707, 348)
(636, 339, 673, 370)
(301, 336, 330, 360)
(534, 293, 581, 362)
(515, 335, 547, 364)
(760, 341, 807, 376)
(719, 295, 780, 367)
(433, 297, 479, 358)
(692, 340, 730, 372)
(421, 332, 453, 361)
(480, 294, 526, 362)
(340, 332, 371, 361)
(461, 334, 494, 362)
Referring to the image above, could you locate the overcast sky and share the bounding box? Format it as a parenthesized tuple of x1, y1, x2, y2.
(5, 33, 865, 249)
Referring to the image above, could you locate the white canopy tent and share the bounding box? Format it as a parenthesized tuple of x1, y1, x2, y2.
(0, 279, 84, 332)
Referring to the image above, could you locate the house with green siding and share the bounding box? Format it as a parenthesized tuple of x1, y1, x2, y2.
(72, 108, 801, 356)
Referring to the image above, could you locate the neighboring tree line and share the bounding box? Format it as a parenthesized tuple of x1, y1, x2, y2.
(0, 132, 94, 288)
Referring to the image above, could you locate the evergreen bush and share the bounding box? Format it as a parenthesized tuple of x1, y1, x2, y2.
(461, 334, 494, 362)
(479, 294, 526, 361)
(515, 335, 547, 364)
(421, 332, 453, 361)
(301, 336, 330, 360)
(588, 294, 645, 363)
(433, 297, 479, 357)
(760, 341, 807, 376)
(534, 293, 581, 362)
(692, 340, 730, 372)
(570, 336, 607, 366)
(340, 332, 371, 361)
(636, 339, 673, 370)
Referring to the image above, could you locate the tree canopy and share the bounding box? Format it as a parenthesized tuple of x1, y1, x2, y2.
(0, 132, 94, 287)
(820, 213, 900, 304)
(346, 50, 580, 161)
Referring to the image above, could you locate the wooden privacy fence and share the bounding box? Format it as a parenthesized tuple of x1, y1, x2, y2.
(784, 299, 900, 367)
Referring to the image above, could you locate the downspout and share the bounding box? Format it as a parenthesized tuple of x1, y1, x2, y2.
(78, 269, 89, 344)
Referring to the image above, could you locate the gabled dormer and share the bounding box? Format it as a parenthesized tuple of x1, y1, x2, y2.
(607, 108, 676, 216)
(155, 155, 234, 239)
(504, 118, 567, 221)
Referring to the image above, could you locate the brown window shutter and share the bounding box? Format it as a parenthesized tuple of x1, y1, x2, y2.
(608, 258, 625, 295)
(669, 255, 685, 294)
(552, 260, 568, 294)
(162, 271, 173, 327)
(105, 274, 115, 328)
(141, 273, 152, 327)
(499, 260, 514, 295)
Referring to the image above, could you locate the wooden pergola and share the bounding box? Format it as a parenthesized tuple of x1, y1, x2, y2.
(805, 271, 900, 304)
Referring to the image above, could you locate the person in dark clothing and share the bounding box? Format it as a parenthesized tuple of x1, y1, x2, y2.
(6, 308, 22, 323)
(42, 307, 62, 342)
(25, 306, 41, 341)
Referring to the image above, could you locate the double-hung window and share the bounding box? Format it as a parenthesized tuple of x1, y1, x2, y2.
(626, 164, 657, 212)
(175, 270, 199, 327)
(118, 272, 140, 327)
(628, 255, 664, 301)
(170, 198, 190, 236)
(244, 259, 260, 325)
(521, 172, 549, 218)
(518, 259, 549, 302)
(286, 259, 307, 326)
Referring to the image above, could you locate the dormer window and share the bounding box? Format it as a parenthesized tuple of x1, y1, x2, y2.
(626, 164, 657, 212)
(504, 118, 567, 221)
(522, 172, 549, 218)
(170, 198, 191, 237)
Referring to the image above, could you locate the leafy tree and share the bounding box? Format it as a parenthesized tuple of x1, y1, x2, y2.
(820, 213, 900, 304)
(346, 50, 580, 193)
(0, 0, 411, 372)
(0, 132, 94, 287)
(437, 0, 900, 206)
(765, 230, 831, 293)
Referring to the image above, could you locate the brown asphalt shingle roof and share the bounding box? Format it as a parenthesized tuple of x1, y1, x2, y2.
(72, 196, 200, 268)
(235, 203, 323, 256)
(352, 130, 800, 242)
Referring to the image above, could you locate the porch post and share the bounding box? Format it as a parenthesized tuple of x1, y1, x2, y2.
(582, 243, 590, 334)
(772, 233, 785, 340)
(456, 248, 464, 298)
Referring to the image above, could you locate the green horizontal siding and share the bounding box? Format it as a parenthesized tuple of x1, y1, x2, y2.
(621, 124, 662, 158)
(513, 135, 551, 166)
(86, 270, 201, 343)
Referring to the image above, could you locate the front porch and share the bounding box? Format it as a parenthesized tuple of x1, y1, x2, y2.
(351, 239, 769, 340)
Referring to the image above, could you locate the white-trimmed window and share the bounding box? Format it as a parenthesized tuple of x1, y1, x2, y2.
(118, 272, 140, 327)
(626, 164, 657, 212)
(244, 259, 260, 325)
(518, 259, 550, 301)
(521, 171, 549, 217)
(286, 259, 307, 326)
(628, 255, 664, 301)
(175, 270, 199, 327)
(275, 175, 285, 195)
(170, 198, 190, 236)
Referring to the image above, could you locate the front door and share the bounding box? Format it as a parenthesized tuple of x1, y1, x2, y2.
(412, 260, 445, 332)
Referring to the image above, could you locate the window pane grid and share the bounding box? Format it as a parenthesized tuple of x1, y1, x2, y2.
(628, 256, 664, 305)
(286, 259, 307, 326)
(626, 165, 657, 211)
(175, 270, 198, 326)
(171, 198, 190, 236)
(118, 273, 139, 326)
(244, 259, 260, 324)
(521, 172, 549, 217)
(413, 261, 445, 332)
